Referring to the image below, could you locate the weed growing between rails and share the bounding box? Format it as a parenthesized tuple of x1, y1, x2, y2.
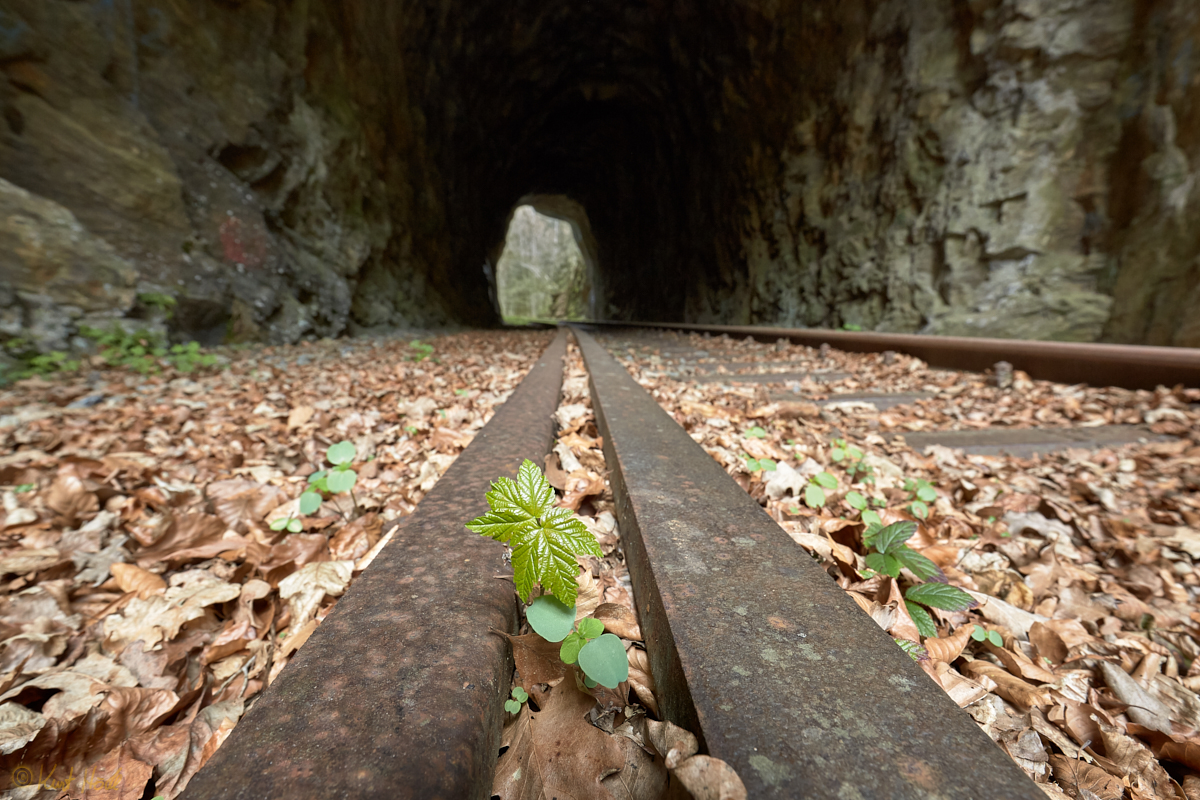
(608, 329, 1200, 799)
(473, 339, 746, 800)
(0, 331, 551, 798)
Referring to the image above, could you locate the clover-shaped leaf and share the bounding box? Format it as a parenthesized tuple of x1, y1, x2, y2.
(578, 633, 629, 689)
(327, 440, 356, 466)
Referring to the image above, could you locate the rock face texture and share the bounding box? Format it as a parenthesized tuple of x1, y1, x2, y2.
(1, 0, 1198, 347)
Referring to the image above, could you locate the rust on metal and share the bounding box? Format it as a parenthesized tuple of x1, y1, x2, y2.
(185, 329, 569, 800)
(572, 325, 1043, 800)
(587, 320, 1200, 390)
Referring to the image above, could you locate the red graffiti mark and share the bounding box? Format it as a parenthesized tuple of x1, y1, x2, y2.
(219, 216, 268, 268)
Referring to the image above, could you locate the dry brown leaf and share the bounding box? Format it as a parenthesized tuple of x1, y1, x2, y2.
(924, 625, 972, 663)
(934, 662, 993, 708)
(278, 560, 353, 629)
(646, 718, 698, 770)
(205, 480, 284, 531)
(602, 734, 669, 800)
(76, 741, 155, 800)
(286, 405, 314, 430)
(110, 563, 166, 599)
(672, 754, 748, 800)
(329, 513, 382, 561)
(493, 682, 625, 800)
(960, 660, 1052, 709)
(1047, 754, 1123, 800)
(593, 603, 642, 641)
(499, 632, 567, 690)
(626, 648, 659, 717)
(0, 548, 62, 576)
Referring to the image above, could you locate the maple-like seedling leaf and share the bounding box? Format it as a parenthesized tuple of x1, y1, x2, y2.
(467, 460, 601, 605)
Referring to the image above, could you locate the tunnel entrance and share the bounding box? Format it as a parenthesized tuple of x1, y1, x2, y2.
(493, 197, 596, 324)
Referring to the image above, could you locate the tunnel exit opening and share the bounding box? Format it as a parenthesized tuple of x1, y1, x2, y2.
(492, 196, 598, 324)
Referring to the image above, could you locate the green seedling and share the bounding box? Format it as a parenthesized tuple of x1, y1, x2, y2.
(467, 460, 602, 605)
(270, 515, 303, 533)
(409, 340, 435, 362)
(78, 324, 217, 375)
(504, 686, 529, 714)
(804, 471, 838, 508)
(904, 478, 938, 520)
(469, 463, 627, 689)
(845, 491, 867, 511)
(301, 440, 359, 518)
(861, 520, 976, 638)
(831, 438, 873, 484)
(971, 624, 1003, 647)
(842, 323, 864, 332)
(742, 454, 777, 473)
(13, 484, 34, 494)
(894, 638, 927, 661)
(744, 426, 768, 439)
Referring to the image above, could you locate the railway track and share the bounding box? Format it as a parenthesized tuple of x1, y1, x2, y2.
(185, 324, 1200, 799)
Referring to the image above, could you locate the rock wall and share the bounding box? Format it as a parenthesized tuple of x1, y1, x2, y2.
(2, 0, 1198, 349)
(0, 0, 467, 351)
(728, 0, 1200, 345)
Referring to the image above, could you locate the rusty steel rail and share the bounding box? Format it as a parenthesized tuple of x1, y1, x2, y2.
(572, 325, 1043, 800)
(185, 329, 569, 800)
(582, 320, 1200, 390)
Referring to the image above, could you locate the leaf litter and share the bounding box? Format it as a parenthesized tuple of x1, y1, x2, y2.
(604, 329, 1200, 800)
(492, 340, 746, 800)
(0, 330, 549, 798)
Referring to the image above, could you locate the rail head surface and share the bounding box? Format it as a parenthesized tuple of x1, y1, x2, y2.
(571, 325, 1043, 800)
(183, 329, 569, 800)
(583, 320, 1200, 390)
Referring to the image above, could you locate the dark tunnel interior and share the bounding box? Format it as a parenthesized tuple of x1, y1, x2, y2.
(415, 2, 772, 327)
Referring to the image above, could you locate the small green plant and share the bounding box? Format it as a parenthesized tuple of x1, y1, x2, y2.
(895, 638, 926, 660)
(301, 441, 359, 517)
(832, 438, 873, 484)
(137, 292, 177, 319)
(468, 462, 627, 689)
(13, 484, 34, 494)
(270, 515, 304, 533)
(744, 426, 768, 439)
(742, 454, 777, 473)
(504, 686, 529, 714)
(467, 460, 601, 605)
(804, 471, 838, 508)
(842, 323, 864, 332)
(861, 520, 975, 638)
(0, 347, 81, 382)
(168, 341, 218, 373)
(409, 340, 435, 362)
(298, 443, 355, 520)
(971, 624, 1003, 647)
(79, 325, 217, 375)
(904, 478, 938, 520)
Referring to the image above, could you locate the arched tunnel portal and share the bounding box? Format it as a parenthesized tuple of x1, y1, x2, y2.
(3, 0, 1200, 348)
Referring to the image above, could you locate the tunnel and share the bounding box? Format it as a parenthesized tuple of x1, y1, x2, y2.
(2, 0, 1200, 351)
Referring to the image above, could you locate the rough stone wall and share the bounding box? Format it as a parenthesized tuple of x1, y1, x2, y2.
(0, 0, 460, 351)
(2, 0, 1198, 349)
(731, 0, 1200, 345)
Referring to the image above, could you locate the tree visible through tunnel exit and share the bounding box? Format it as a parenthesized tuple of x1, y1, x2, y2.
(496, 206, 589, 324)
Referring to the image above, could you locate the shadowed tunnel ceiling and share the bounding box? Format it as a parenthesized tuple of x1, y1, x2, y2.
(412, 1, 772, 326)
(3, 0, 1200, 349)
